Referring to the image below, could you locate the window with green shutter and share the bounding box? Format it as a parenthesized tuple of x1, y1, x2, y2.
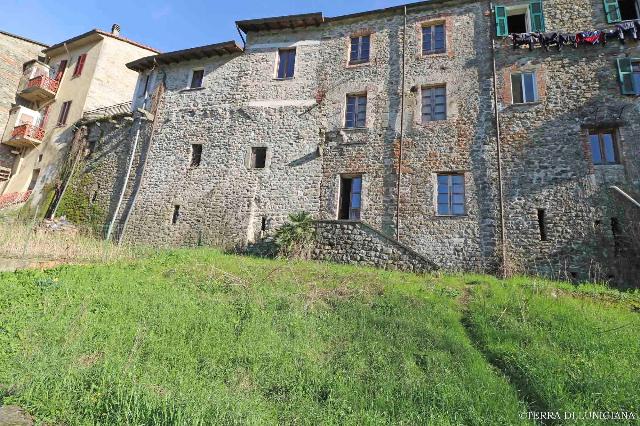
(616, 57, 640, 95)
(529, 0, 545, 32)
(604, 0, 622, 22)
(495, 6, 508, 36)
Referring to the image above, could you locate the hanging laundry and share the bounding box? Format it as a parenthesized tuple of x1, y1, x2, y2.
(538, 32, 560, 51)
(511, 33, 538, 50)
(576, 31, 605, 45)
(615, 21, 638, 42)
(559, 33, 578, 48)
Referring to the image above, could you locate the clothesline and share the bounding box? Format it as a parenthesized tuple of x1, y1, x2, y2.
(509, 19, 640, 51)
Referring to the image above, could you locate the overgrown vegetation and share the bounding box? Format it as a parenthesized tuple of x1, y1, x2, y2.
(274, 211, 315, 258)
(0, 250, 638, 424)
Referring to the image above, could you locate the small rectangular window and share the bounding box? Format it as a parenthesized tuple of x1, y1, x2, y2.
(350, 35, 370, 64)
(277, 49, 296, 79)
(345, 94, 367, 128)
(422, 85, 447, 122)
(172, 205, 180, 224)
(190, 69, 204, 88)
(589, 129, 619, 165)
(73, 54, 87, 77)
(57, 101, 72, 126)
(190, 144, 202, 167)
(251, 147, 267, 169)
(437, 174, 465, 216)
(511, 73, 537, 104)
(422, 24, 446, 54)
(339, 176, 362, 220)
(537, 209, 547, 241)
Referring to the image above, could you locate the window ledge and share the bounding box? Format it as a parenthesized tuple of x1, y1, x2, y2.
(346, 61, 370, 68)
(507, 101, 542, 108)
(420, 51, 449, 58)
(180, 87, 205, 93)
(593, 163, 623, 167)
(434, 214, 468, 218)
(274, 77, 295, 81)
(416, 119, 449, 126)
(340, 127, 368, 132)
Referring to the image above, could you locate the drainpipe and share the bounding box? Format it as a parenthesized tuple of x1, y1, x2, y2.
(105, 116, 142, 241)
(610, 185, 640, 209)
(395, 5, 408, 241)
(490, 2, 508, 277)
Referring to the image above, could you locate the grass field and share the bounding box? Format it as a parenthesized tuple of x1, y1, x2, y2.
(0, 249, 638, 425)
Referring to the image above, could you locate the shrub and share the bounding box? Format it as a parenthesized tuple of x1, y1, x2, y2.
(275, 211, 315, 259)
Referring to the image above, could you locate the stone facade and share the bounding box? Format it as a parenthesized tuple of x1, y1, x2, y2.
(314, 220, 438, 272)
(57, 0, 640, 284)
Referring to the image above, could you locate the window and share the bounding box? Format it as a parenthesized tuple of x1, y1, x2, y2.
(589, 129, 619, 165)
(339, 176, 362, 220)
(190, 144, 202, 167)
(73, 54, 87, 77)
(422, 24, 446, 54)
(251, 147, 267, 169)
(494, 1, 545, 36)
(537, 209, 547, 241)
(350, 35, 370, 64)
(57, 101, 72, 126)
(38, 154, 43, 162)
(28, 169, 39, 191)
(422, 86, 447, 122)
(604, 0, 639, 22)
(616, 57, 640, 95)
(172, 205, 180, 224)
(277, 49, 296, 79)
(190, 69, 204, 89)
(54, 60, 67, 81)
(0, 167, 10, 182)
(437, 174, 465, 216)
(511, 73, 537, 104)
(345, 94, 367, 128)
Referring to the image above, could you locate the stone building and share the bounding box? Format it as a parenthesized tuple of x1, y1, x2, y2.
(0, 31, 48, 192)
(0, 25, 158, 207)
(59, 0, 639, 283)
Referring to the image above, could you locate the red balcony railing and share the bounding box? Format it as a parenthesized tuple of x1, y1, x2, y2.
(11, 124, 45, 141)
(25, 75, 59, 94)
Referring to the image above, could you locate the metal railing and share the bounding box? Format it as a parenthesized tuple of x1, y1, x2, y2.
(25, 75, 59, 94)
(83, 102, 132, 121)
(11, 124, 45, 141)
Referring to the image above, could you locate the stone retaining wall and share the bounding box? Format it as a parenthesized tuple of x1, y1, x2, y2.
(313, 220, 438, 273)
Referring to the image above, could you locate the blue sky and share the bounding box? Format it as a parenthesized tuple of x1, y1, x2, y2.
(1, 0, 408, 52)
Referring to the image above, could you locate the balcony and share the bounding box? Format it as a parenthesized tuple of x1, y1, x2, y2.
(4, 124, 45, 148)
(18, 75, 59, 103)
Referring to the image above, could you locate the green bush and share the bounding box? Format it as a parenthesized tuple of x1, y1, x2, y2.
(275, 211, 315, 258)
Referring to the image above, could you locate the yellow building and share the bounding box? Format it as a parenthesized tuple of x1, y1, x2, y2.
(0, 25, 158, 205)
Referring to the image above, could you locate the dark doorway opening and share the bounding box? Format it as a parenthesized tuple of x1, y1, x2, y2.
(619, 0, 639, 20)
(338, 176, 362, 220)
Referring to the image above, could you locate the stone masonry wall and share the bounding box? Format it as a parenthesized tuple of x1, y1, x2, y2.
(314, 220, 438, 272)
(495, 0, 640, 283)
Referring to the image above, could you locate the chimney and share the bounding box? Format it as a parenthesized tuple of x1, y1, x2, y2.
(111, 24, 121, 36)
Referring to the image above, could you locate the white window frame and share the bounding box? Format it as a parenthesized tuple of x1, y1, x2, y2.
(506, 5, 532, 33)
(188, 68, 205, 89)
(511, 72, 538, 104)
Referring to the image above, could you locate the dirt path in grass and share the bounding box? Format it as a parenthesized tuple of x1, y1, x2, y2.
(457, 285, 551, 424)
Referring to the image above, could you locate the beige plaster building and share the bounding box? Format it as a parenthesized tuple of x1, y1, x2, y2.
(0, 25, 158, 203)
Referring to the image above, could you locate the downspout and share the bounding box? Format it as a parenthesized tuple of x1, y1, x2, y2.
(105, 116, 142, 241)
(490, 2, 508, 277)
(395, 5, 407, 241)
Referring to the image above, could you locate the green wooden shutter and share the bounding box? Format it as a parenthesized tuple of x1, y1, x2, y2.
(529, 0, 545, 32)
(616, 57, 636, 95)
(604, 0, 621, 23)
(495, 6, 508, 36)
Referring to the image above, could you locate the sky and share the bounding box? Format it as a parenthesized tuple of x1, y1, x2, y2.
(1, 0, 409, 52)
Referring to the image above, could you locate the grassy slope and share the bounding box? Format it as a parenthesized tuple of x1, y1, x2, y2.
(0, 250, 637, 425)
(464, 277, 640, 418)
